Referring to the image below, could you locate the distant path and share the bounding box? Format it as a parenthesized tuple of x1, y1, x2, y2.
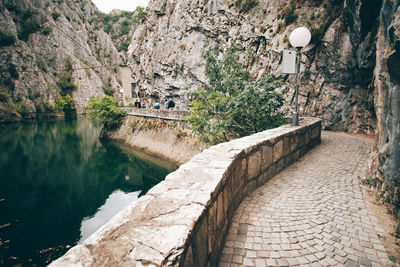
(123, 108, 189, 121)
(219, 131, 392, 266)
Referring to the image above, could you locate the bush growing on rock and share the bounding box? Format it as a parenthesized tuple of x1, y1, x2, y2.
(0, 30, 16, 47)
(234, 0, 259, 13)
(56, 94, 76, 118)
(85, 96, 126, 129)
(186, 43, 288, 144)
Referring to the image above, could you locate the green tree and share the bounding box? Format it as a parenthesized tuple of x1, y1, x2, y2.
(186, 43, 288, 144)
(85, 96, 126, 129)
(56, 94, 76, 118)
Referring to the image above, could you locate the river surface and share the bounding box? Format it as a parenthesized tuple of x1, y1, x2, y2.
(0, 117, 177, 266)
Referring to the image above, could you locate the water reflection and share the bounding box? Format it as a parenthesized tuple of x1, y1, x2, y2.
(79, 190, 141, 243)
(0, 117, 177, 266)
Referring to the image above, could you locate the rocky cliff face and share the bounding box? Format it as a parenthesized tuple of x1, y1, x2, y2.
(0, 0, 123, 122)
(128, 0, 399, 228)
(370, 0, 400, 233)
(88, 7, 148, 60)
(128, 0, 377, 133)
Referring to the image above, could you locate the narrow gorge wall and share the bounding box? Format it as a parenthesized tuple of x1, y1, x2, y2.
(370, 0, 400, 233)
(128, 0, 377, 133)
(0, 0, 123, 122)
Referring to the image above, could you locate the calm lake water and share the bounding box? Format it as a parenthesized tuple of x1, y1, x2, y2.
(0, 117, 177, 266)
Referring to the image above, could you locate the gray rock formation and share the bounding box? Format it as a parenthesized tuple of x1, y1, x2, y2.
(128, 0, 399, 229)
(0, 0, 122, 122)
(128, 0, 377, 133)
(369, 0, 400, 233)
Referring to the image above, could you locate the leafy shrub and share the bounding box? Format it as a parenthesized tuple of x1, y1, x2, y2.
(36, 58, 47, 72)
(120, 20, 131, 35)
(52, 11, 61, 20)
(0, 30, 16, 47)
(42, 25, 52, 35)
(57, 73, 76, 95)
(133, 6, 149, 23)
(103, 85, 114, 96)
(234, 0, 259, 13)
(311, 19, 330, 45)
(102, 78, 114, 96)
(42, 99, 55, 111)
(56, 94, 76, 118)
(104, 23, 112, 34)
(8, 63, 19, 79)
(186, 43, 288, 144)
(116, 39, 130, 52)
(14, 101, 30, 118)
(18, 18, 41, 40)
(282, 1, 297, 25)
(64, 57, 73, 71)
(0, 87, 10, 102)
(85, 96, 126, 129)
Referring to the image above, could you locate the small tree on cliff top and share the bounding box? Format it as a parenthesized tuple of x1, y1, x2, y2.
(85, 96, 126, 129)
(186, 43, 288, 144)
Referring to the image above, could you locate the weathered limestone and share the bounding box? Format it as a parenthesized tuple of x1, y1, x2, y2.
(108, 115, 205, 165)
(50, 117, 321, 267)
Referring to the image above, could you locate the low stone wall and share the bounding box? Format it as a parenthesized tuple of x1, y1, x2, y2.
(123, 108, 190, 120)
(50, 117, 321, 267)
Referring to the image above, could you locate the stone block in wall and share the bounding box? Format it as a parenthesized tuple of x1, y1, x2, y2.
(261, 145, 273, 172)
(248, 151, 261, 180)
(277, 158, 285, 173)
(258, 170, 269, 187)
(192, 218, 208, 267)
(208, 201, 217, 234)
(273, 139, 283, 161)
(306, 131, 311, 144)
(216, 193, 224, 228)
(283, 136, 291, 156)
(183, 245, 194, 266)
(231, 158, 247, 196)
(291, 135, 300, 152)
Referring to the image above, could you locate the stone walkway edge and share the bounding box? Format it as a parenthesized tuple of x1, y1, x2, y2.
(219, 131, 396, 267)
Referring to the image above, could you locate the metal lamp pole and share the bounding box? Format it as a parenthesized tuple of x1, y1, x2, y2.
(292, 47, 301, 126)
(289, 27, 311, 126)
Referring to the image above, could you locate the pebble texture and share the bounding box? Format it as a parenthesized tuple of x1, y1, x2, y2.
(219, 132, 393, 267)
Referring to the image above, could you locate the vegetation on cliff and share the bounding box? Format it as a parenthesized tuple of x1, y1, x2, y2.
(85, 96, 126, 129)
(89, 6, 149, 52)
(187, 43, 288, 144)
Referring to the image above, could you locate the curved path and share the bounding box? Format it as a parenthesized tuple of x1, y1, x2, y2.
(219, 132, 392, 267)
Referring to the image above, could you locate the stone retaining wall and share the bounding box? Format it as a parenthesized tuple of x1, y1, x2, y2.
(50, 117, 321, 267)
(123, 108, 190, 120)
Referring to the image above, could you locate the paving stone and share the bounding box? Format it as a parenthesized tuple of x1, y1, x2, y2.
(345, 260, 359, 267)
(232, 255, 243, 264)
(296, 256, 309, 264)
(246, 251, 257, 258)
(255, 258, 266, 267)
(243, 257, 253, 266)
(218, 132, 392, 266)
(360, 257, 372, 267)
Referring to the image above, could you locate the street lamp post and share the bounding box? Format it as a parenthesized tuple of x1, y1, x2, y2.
(289, 27, 311, 126)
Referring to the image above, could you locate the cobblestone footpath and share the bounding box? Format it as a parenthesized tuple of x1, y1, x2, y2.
(219, 132, 394, 267)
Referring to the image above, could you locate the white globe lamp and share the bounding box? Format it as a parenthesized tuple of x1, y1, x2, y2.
(289, 27, 311, 48)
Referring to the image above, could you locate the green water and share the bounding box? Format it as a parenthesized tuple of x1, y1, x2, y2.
(0, 117, 177, 266)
